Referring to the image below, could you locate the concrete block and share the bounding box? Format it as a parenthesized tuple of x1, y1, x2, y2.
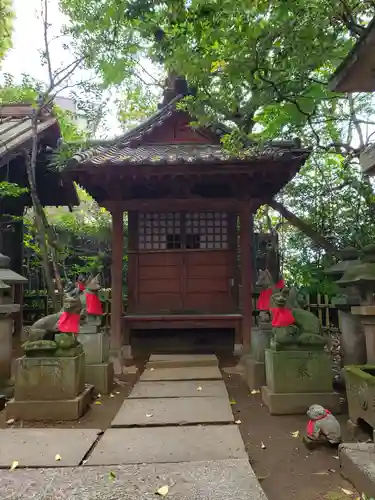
(147, 354, 218, 368)
(265, 349, 333, 393)
(87, 426, 246, 465)
(111, 396, 234, 427)
(85, 363, 113, 394)
(339, 442, 375, 499)
(243, 357, 266, 390)
(0, 428, 100, 468)
(78, 332, 110, 365)
(14, 353, 85, 401)
(6, 384, 94, 421)
(140, 366, 222, 381)
(0, 459, 268, 500)
(129, 380, 228, 399)
(261, 385, 341, 415)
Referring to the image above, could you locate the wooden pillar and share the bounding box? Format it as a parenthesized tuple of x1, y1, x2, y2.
(240, 203, 253, 351)
(110, 206, 124, 350)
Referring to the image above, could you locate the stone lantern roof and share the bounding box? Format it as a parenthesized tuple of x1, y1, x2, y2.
(0, 253, 27, 284)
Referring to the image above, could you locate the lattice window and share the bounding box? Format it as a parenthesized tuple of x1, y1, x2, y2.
(138, 212, 181, 250)
(138, 211, 228, 250)
(186, 212, 228, 249)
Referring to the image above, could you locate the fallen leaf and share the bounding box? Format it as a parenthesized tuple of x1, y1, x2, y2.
(229, 399, 236, 405)
(290, 431, 300, 438)
(146, 413, 154, 418)
(114, 391, 120, 395)
(197, 386, 203, 392)
(332, 455, 339, 460)
(150, 368, 155, 372)
(109, 393, 115, 398)
(94, 401, 102, 405)
(235, 419, 242, 424)
(10, 461, 18, 471)
(251, 389, 260, 395)
(6, 418, 15, 425)
(256, 474, 269, 482)
(54, 454, 61, 462)
(328, 468, 336, 473)
(109, 471, 116, 480)
(340, 488, 354, 495)
(156, 485, 169, 496)
(261, 442, 266, 449)
(97, 393, 102, 398)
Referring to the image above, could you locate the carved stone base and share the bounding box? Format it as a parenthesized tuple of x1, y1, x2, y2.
(6, 385, 94, 421)
(265, 349, 333, 393)
(345, 364, 375, 428)
(85, 363, 114, 394)
(261, 386, 341, 415)
(14, 353, 85, 401)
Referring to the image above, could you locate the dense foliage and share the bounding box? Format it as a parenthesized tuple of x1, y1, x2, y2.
(0, 0, 13, 65)
(58, 0, 375, 290)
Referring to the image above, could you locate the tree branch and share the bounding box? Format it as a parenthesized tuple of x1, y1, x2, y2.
(268, 199, 341, 259)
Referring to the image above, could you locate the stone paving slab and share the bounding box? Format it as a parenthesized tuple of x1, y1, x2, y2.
(111, 396, 234, 427)
(0, 460, 267, 500)
(87, 426, 246, 465)
(140, 365, 222, 381)
(0, 429, 100, 468)
(147, 354, 218, 368)
(129, 380, 228, 399)
(339, 442, 375, 498)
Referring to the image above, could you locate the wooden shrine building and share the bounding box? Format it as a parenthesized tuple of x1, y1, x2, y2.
(65, 78, 309, 354)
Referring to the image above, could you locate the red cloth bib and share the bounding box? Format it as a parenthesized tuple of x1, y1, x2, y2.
(85, 292, 103, 315)
(270, 306, 295, 327)
(257, 280, 285, 310)
(78, 282, 85, 292)
(57, 312, 80, 334)
(307, 410, 331, 436)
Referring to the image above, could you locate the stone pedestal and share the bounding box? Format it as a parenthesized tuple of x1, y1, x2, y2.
(243, 324, 271, 390)
(261, 349, 341, 415)
(0, 317, 13, 394)
(78, 331, 113, 394)
(6, 353, 93, 421)
(351, 306, 375, 364)
(338, 310, 366, 366)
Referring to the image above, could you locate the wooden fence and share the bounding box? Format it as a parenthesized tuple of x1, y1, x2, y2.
(24, 290, 339, 330)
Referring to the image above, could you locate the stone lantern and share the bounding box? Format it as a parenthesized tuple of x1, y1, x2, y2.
(335, 244, 375, 428)
(325, 247, 366, 367)
(0, 253, 27, 396)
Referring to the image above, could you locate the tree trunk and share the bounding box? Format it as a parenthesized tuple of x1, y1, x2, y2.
(268, 199, 341, 259)
(23, 112, 61, 311)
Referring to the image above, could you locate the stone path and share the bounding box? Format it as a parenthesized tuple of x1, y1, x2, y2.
(111, 396, 234, 427)
(0, 354, 267, 499)
(128, 379, 228, 398)
(0, 429, 100, 468)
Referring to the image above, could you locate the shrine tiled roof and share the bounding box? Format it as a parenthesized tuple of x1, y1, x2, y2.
(67, 94, 308, 169)
(69, 142, 307, 167)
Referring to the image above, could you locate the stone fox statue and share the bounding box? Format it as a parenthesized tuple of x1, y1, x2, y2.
(256, 269, 326, 349)
(28, 292, 82, 342)
(269, 289, 326, 349)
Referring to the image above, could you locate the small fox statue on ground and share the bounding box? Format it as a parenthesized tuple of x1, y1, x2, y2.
(303, 404, 341, 449)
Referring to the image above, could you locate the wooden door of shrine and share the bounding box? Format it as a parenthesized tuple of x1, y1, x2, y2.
(127, 211, 237, 314)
